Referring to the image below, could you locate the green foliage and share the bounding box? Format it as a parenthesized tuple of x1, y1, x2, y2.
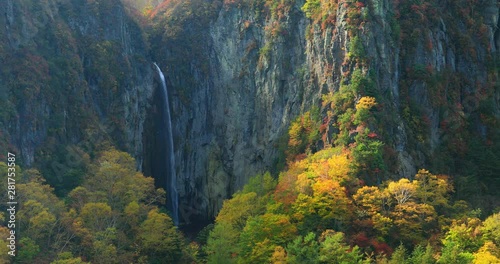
(318, 231, 365, 264)
(138, 209, 183, 263)
(414, 169, 452, 208)
(438, 240, 475, 264)
(80, 203, 113, 232)
(445, 218, 484, 253)
(301, 0, 321, 19)
(438, 218, 483, 264)
(408, 244, 435, 264)
(205, 223, 239, 264)
(258, 42, 273, 61)
(241, 172, 277, 197)
(17, 237, 41, 263)
(352, 139, 385, 181)
(300, 0, 338, 31)
(481, 213, 500, 246)
(463, 136, 500, 199)
(51, 252, 90, 264)
(286, 232, 319, 264)
(390, 244, 407, 264)
(348, 36, 366, 60)
(350, 69, 376, 97)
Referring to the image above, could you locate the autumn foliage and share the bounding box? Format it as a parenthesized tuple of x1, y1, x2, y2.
(206, 146, 500, 263)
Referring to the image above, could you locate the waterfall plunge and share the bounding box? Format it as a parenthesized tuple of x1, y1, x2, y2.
(153, 63, 179, 225)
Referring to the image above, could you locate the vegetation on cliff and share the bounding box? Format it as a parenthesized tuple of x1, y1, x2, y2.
(0, 0, 498, 263)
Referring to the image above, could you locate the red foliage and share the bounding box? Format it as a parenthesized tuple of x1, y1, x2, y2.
(321, 14, 337, 30)
(294, 153, 307, 161)
(274, 169, 299, 205)
(352, 232, 370, 247)
(358, 179, 366, 186)
(370, 239, 393, 255)
(319, 123, 328, 134)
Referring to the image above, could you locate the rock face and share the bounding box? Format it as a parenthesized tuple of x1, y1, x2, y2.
(149, 0, 499, 224)
(0, 0, 154, 192)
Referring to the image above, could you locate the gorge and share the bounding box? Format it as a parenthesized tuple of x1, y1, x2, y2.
(0, 0, 498, 226)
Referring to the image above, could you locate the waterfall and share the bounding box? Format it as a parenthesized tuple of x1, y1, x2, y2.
(153, 63, 179, 225)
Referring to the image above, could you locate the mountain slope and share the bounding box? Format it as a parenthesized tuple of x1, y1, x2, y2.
(0, 0, 154, 193)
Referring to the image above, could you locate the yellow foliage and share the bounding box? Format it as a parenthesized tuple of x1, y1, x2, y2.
(216, 192, 260, 230)
(294, 152, 351, 194)
(474, 242, 500, 264)
(356, 96, 377, 110)
(296, 171, 315, 195)
(325, 154, 351, 183)
(271, 246, 287, 264)
(390, 202, 437, 243)
(313, 179, 342, 195)
(312, 179, 352, 220)
(353, 186, 388, 215)
(414, 169, 452, 206)
(387, 178, 417, 204)
(288, 122, 303, 148)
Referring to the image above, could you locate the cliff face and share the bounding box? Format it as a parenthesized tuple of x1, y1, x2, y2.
(0, 0, 154, 192)
(0, 0, 497, 223)
(150, 0, 499, 223)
